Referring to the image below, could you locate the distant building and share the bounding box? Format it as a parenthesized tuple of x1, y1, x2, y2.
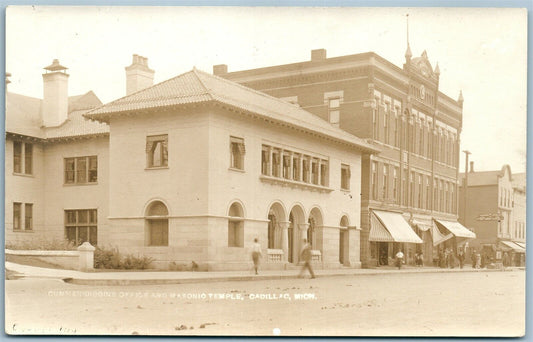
(6, 56, 379, 270)
(219, 47, 474, 267)
(459, 163, 526, 266)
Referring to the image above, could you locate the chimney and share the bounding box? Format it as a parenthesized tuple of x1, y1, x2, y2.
(213, 64, 228, 76)
(469, 161, 474, 173)
(311, 49, 327, 62)
(42, 59, 69, 127)
(125, 54, 155, 95)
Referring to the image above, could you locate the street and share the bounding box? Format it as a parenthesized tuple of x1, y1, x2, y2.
(5, 270, 524, 336)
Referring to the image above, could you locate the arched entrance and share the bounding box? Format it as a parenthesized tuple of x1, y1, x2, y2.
(145, 200, 169, 246)
(339, 215, 349, 265)
(289, 205, 306, 263)
(308, 207, 323, 251)
(228, 202, 244, 247)
(267, 202, 286, 250)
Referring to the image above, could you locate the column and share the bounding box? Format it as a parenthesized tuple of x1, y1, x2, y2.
(268, 146, 273, 176)
(280, 221, 290, 262)
(289, 152, 294, 180)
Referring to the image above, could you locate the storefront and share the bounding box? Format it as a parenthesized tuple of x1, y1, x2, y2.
(369, 210, 423, 266)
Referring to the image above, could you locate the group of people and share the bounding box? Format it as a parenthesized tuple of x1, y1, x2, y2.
(251, 238, 315, 278)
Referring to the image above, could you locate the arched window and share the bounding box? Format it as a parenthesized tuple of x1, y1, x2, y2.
(228, 202, 244, 247)
(145, 201, 169, 246)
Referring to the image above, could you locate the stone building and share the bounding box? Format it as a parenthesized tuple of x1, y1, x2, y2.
(218, 47, 475, 267)
(6, 56, 379, 270)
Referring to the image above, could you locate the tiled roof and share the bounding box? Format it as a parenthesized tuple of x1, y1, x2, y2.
(6, 92, 45, 138)
(6, 91, 108, 140)
(45, 109, 109, 140)
(85, 69, 380, 153)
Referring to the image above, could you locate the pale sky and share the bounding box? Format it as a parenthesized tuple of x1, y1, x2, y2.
(5, 6, 528, 173)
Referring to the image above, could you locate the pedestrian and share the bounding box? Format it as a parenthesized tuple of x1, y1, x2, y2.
(251, 238, 262, 275)
(475, 252, 481, 269)
(395, 250, 404, 269)
(298, 239, 315, 279)
(503, 252, 509, 267)
(471, 249, 477, 268)
(417, 252, 424, 267)
(458, 250, 465, 269)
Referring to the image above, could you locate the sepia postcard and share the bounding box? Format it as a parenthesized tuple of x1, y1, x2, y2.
(4, 5, 527, 337)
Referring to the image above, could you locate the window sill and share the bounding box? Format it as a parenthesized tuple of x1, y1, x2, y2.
(12, 172, 34, 178)
(12, 229, 34, 233)
(228, 167, 245, 173)
(63, 182, 98, 187)
(260, 175, 333, 193)
(145, 166, 169, 171)
(341, 188, 351, 193)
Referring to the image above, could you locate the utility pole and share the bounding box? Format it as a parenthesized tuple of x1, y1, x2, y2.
(462, 150, 471, 226)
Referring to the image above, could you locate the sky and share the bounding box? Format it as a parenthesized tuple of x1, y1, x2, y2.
(5, 6, 528, 174)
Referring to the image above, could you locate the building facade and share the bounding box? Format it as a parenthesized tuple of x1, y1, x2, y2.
(6, 56, 379, 271)
(459, 164, 526, 266)
(219, 47, 474, 267)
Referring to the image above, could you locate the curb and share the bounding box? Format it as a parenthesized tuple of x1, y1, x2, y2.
(61, 268, 516, 286)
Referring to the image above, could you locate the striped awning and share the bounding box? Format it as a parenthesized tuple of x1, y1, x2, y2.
(369, 210, 423, 244)
(514, 242, 526, 249)
(500, 240, 525, 252)
(434, 219, 476, 239)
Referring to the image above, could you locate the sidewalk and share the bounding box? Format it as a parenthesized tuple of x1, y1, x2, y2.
(5, 261, 523, 286)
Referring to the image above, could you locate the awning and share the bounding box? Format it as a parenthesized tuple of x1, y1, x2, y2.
(412, 219, 432, 232)
(432, 223, 454, 246)
(369, 210, 423, 244)
(433, 219, 476, 239)
(514, 242, 526, 249)
(500, 241, 525, 252)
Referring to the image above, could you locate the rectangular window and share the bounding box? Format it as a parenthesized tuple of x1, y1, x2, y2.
(261, 148, 270, 175)
(393, 167, 399, 203)
(13, 141, 22, 173)
(25, 204, 33, 230)
(64, 156, 98, 184)
(320, 162, 328, 186)
(372, 162, 379, 200)
(230, 136, 245, 170)
(417, 174, 422, 209)
(426, 177, 431, 210)
(24, 144, 33, 174)
(13, 202, 21, 231)
(292, 155, 300, 181)
(384, 112, 389, 145)
(272, 150, 281, 178)
(341, 164, 351, 190)
(283, 154, 291, 179)
(65, 209, 98, 246)
(402, 168, 408, 206)
(311, 160, 319, 185)
(328, 98, 340, 125)
(302, 158, 310, 183)
(382, 165, 388, 200)
(146, 134, 168, 168)
(409, 172, 415, 207)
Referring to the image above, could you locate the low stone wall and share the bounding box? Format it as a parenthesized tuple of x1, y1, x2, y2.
(6, 249, 80, 270)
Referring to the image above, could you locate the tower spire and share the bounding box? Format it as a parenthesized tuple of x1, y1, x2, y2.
(405, 13, 412, 62)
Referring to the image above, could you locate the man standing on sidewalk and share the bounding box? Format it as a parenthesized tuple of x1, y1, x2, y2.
(251, 238, 262, 275)
(298, 239, 315, 279)
(395, 250, 404, 269)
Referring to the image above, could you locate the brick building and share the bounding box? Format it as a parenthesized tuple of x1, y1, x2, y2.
(219, 47, 475, 267)
(459, 164, 526, 266)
